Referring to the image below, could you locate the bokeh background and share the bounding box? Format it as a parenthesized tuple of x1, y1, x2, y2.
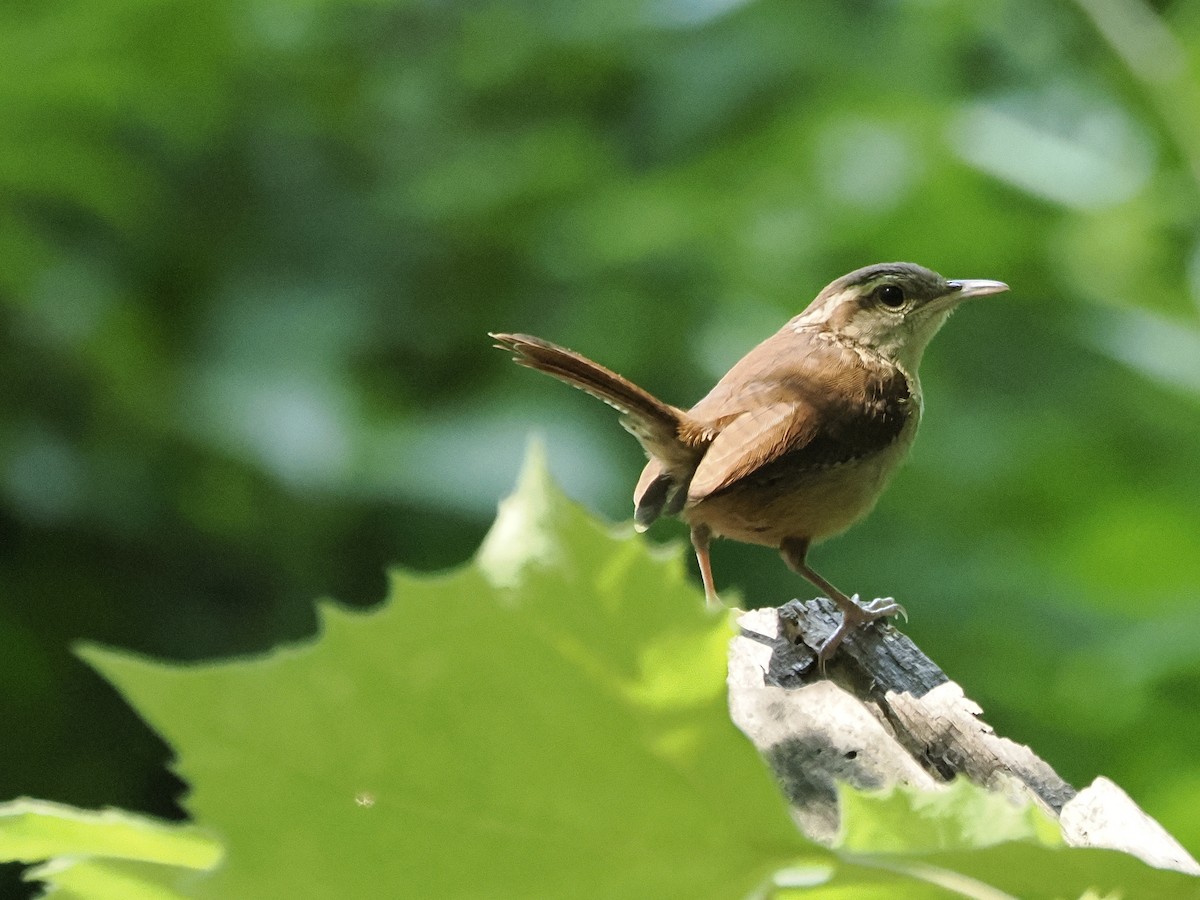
(3, 0, 1200, 887)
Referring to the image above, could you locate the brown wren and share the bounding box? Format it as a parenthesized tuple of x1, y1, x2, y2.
(491, 262, 1008, 664)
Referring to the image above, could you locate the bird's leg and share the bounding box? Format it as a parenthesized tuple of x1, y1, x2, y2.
(690, 524, 723, 610)
(779, 537, 906, 668)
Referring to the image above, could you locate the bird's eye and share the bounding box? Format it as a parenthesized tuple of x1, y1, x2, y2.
(877, 284, 905, 309)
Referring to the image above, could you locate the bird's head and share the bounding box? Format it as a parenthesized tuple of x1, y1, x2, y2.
(795, 262, 1009, 371)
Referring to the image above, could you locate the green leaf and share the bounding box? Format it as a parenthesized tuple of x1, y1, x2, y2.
(0, 798, 220, 899)
(27, 858, 213, 900)
(836, 779, 1062, 854)
(0, 799, 218, 867)
(61, 447, 1200, 898)
(82, 444, 816, 898)
(769, 782, 1200, 899)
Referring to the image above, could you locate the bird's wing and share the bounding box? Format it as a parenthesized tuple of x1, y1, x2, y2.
(686, 400, 819, 502)
(685, 340, 913, 504)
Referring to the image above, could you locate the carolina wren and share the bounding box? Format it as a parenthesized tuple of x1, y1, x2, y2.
(492, 262, 1008, 664)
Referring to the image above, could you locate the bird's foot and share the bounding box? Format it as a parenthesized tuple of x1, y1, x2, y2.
(815, 594, 907, 672)
(848, 594, 907, 624)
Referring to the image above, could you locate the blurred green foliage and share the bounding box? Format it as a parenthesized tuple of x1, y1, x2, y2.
(2, 0, 1200, 888)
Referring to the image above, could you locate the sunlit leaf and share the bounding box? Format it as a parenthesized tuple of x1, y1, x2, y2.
(0, 799, 219, 899)
(83, 447, 815, 897)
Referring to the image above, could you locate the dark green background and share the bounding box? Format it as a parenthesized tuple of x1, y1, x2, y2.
(3, 0, 1200, 884)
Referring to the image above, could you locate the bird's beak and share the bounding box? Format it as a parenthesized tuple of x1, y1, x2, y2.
(925, 278, 1008, 315)
(948, 279, 1009, 299)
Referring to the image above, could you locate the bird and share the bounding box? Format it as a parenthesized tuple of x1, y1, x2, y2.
(491, 262, 1008, 665)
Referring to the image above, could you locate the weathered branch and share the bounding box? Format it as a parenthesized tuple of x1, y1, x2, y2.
(728, 599, 1200, 875)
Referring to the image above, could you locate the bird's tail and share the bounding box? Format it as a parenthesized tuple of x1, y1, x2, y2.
(489, 332, 695, 469)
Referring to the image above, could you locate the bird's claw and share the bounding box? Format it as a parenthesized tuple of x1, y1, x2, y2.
(845, 594, 907, 625)
(864, 595, 907, 622)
